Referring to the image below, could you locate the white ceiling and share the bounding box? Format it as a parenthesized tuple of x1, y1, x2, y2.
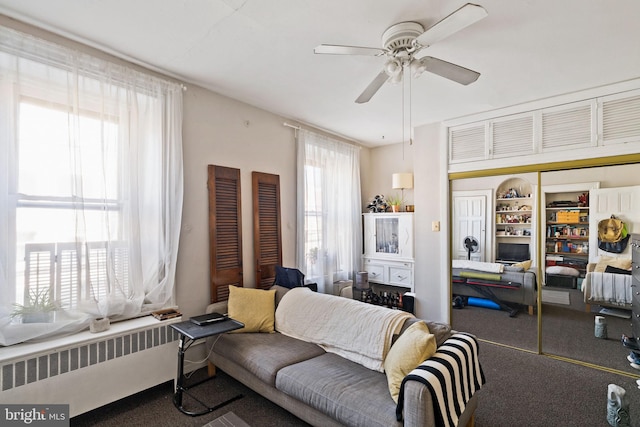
(1, 0, 639, 147)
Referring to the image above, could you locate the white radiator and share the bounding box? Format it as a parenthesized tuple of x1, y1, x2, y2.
(0, 317, 182, 417)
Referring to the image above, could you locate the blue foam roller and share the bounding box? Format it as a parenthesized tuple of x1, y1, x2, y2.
(467, 297, 500, 310)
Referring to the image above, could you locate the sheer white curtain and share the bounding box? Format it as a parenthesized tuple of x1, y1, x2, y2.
(296, 129, 362, 293)
(0, 26, 183, 345)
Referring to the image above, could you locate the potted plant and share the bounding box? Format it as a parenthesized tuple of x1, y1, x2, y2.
(385, 193, 404, 212)
(10, 288, 59, 323)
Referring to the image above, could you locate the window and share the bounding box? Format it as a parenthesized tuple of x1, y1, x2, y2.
(296, 130, 362, 293)
(15, 101, 123, 310)
(0, 25, 183, 346)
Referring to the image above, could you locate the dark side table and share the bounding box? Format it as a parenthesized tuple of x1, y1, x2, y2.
(170, 316, 244, 416)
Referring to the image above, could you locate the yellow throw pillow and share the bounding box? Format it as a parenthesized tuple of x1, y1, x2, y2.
(594, 256, 632, 273)
(383, 321, 437, 403)
(512, 260, 532, 270)
(227, 286, 276, 333)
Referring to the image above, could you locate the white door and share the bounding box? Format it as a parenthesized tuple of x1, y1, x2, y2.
(589, 185, 640, 262)
(452, 191, 491, 261)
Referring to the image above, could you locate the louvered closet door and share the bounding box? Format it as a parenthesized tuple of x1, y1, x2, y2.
(252, 172, 282, 290)
(208, 165, 243, 303)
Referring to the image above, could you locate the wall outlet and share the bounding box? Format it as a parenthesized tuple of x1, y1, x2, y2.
(432, 221, 440, 232)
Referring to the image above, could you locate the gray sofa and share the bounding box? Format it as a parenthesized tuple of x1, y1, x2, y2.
(452, 265, 537, 315)
(205, 285, 481, 427)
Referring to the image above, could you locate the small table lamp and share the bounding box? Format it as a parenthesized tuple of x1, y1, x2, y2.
(392, 173, 413, 211)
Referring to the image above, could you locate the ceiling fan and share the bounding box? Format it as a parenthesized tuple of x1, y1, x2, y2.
(314, 3, 488, 104)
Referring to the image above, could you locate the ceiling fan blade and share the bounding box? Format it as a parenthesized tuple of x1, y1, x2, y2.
(420, 56, 480, 85)
(416, 3, 488, 47)
(314, 44, 386, 56)
(355, 70, 389, 104)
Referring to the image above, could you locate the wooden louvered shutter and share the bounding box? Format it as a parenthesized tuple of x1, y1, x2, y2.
(252, 172, 282, 290)
(208, 165, 243, 303)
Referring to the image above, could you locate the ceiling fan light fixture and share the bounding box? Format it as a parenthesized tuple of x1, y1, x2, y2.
(410, 59, 427, 79)
(384, 58, 402, 77)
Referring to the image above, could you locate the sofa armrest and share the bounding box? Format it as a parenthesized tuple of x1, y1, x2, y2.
(402, 382, 478, 427)
(206, 301, 228, 315)
(397, 333, 483, 427)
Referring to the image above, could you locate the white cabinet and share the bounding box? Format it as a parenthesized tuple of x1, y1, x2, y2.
(362, 213, 414, 291)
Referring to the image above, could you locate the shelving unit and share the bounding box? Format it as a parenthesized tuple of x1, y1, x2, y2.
(496, 198, 533, 238)
(495, 177, 535, 263)
(543, 190, 591, 286)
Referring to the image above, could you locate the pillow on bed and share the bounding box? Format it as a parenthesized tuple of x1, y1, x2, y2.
(546, 265, 580, 276)
(594, 256, 632, 273)
(604, 265, 632, 275)
(227, 286, 276, 333)
(512, 260, 532, 271)
(384, 320, 436, 403)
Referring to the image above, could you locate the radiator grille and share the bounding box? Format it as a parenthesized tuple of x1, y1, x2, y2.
(1, 325, 178, 391)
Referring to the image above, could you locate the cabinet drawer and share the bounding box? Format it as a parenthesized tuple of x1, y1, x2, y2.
(389, 266, 413, 286)
(364, 263, 385, 283)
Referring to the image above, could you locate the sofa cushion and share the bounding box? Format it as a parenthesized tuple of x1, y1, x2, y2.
(384, 321, 436, 403)
(208, 332, 325, 386)
(228, 286, 276, 333)
(276, 353, 399, 427)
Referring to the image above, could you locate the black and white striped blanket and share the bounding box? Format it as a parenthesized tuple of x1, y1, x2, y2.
(395, 333, 485, 426)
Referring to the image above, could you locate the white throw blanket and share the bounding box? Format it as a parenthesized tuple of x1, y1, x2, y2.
(582, 272, 633, 306)
(275, 287, 414, 372)
(452, 260, 504, 274)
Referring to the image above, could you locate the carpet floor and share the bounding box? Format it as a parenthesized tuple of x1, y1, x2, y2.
(71, 339, 640, 426)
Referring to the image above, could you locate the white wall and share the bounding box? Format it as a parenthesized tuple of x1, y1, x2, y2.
(178, 86, 374, 318)
(178, 86, 298, 317)
(363, 142, 415, 208)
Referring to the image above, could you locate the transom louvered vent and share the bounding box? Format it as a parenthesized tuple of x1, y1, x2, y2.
(450, 125, 485, 162)
(602, 94, 640, 143)
(542, 104, 592, 150)
(491, 115, 534, 158)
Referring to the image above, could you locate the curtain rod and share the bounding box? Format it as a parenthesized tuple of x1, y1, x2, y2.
(283, 122, 301, 130)
(282, 121, 363, 148)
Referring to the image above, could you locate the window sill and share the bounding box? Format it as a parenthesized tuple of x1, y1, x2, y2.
(0, 315, 182, 364)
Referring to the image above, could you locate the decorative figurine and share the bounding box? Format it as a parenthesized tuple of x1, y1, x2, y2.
(366, 195, 388, 213)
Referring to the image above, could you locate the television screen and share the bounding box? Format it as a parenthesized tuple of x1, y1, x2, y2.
(498, 243, 530, 262)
